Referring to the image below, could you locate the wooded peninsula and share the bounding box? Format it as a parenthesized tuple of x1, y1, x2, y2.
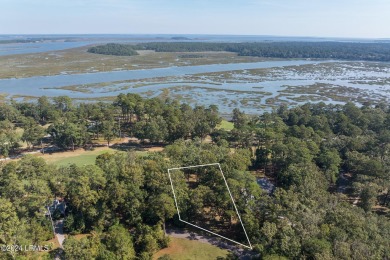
(88, 42, 390, 61)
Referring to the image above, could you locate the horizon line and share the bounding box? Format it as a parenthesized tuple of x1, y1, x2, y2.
(0, 33, 389, 40)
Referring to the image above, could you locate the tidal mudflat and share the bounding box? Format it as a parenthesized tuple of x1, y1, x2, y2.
(6, 61, 387, 115)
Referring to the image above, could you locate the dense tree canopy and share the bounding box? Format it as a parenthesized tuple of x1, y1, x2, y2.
(88, 43, 139, 56)
(86, 41, 390, 61)
(0, 95, 390, 259)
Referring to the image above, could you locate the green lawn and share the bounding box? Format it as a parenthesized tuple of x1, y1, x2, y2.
(217, 119, 234, 131)
(52, 154, 105, 166)
(44, 148, 117, 167)
(153, 237, 229, 260)
(45, 148, 150, 167)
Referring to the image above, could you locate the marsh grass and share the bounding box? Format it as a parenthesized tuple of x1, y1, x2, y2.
(0, 47, 265, 78)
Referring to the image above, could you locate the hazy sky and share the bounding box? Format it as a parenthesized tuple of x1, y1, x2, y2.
(1, 0, 389, 38)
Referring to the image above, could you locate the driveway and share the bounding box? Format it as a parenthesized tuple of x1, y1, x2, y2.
(54, 220, 66, 248)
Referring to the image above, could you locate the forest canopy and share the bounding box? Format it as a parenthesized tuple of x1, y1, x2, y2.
(88, 41, 390, 61)
(87, 43, 139, 56)
(0, 95, 390, 259)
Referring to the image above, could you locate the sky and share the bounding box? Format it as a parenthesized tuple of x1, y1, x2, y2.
(0, 0, 389, 38)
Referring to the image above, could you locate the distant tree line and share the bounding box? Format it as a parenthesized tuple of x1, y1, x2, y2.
(136, 42, 390, 61)
(88, 43, 139, 56)
(0, 38, 57, 44)
(85, 41, 390, 61)
(0, 39, 36, 44)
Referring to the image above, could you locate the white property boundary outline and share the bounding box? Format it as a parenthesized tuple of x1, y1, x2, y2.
(168, 163, 253, 249)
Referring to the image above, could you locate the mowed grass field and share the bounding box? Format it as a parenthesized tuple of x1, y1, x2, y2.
(42, 147, 117, 166)
(41, 146, 152, 167)
(153, 237, 229, 260)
